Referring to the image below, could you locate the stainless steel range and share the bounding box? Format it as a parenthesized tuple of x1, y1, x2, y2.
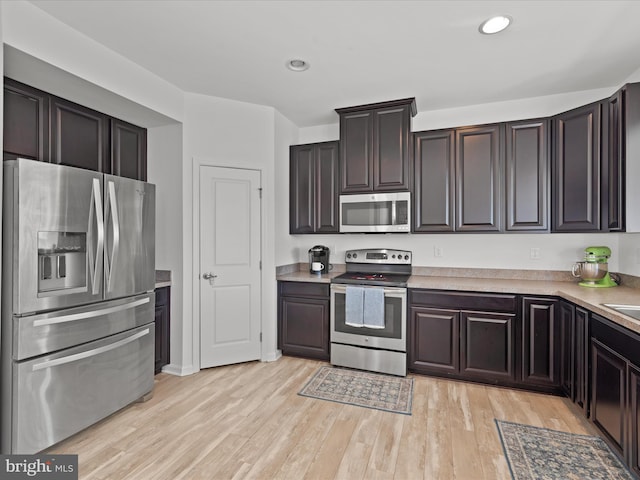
(330, 248, 411, 376)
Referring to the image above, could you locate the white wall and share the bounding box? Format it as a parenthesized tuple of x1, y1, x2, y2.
(182, 92, 280, 368)
(147, 123, 184, 374)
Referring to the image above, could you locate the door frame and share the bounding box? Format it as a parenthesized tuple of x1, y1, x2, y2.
(191, 156, 264, 372)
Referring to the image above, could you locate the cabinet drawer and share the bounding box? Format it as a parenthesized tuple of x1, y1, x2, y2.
(279, 281, 329, 298)
(591, 314, 640, 367)
(409, 289, 517, 313)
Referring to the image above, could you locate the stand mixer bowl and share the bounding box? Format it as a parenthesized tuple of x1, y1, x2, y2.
(572, 261, 608, 282)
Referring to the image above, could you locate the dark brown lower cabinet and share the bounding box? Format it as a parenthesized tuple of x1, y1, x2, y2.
(559, 301, 575, 398)
(521, 297, 560, 388)
(278, 281, 330, 360)
(575, 307, 590, 414)
(154, 286, 171, 374)
(461, 311, 516, 381)
(591, 314, 640, 475)
(408, 289, 517, 385)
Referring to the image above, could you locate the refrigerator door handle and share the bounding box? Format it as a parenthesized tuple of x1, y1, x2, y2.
(32, 296, 151, 327)
(105, 180, 121, 292)
(31, 327, 150, 371)
(88, 178, 104, 295)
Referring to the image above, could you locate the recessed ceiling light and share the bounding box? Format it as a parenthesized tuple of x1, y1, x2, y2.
(286, 59, 310, 72)
(479, 15, 512, 35)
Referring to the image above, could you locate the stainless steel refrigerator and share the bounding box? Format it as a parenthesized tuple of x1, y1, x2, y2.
(1, 158, 156, 454)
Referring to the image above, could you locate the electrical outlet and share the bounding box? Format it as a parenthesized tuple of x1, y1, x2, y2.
(434, 246, 443, 258)
(530, 248, 541, 260)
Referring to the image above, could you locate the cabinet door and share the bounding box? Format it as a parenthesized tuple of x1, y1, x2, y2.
(340, 110, 373, 193)
(373, 105, 411, 191)
(505, 119, 549, 231)
(629, 364, 640, 476)
(409, 307, 459, 375)
(289, 144, 316, 234)
(522, 297, 559, 387)
(591, 339, 626, 454)
(461, 311, 515, 381)
(559, 301, 575, 399)
(315, 141, 339, 233)
(154, 287, 170, 374)
(455, 124, 502, 231)
(413, 130, 455, 232)
(575, 307, 589, 413)
(111, 118, 147, 181)
(51, 96, 109, 172)
(280, 296, 330, 360)
(607, 89, 624, 231)
(3, 78, 50, 162)
(552, 102, 602, 231)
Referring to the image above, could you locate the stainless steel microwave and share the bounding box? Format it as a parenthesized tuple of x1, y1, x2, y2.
(339, 192, 411, 233)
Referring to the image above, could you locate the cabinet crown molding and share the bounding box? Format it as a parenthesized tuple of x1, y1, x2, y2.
(335, 97, 417, 117)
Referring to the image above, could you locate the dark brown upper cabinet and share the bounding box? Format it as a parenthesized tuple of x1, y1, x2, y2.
(111, 118, 147, 181)
(455, 124, 503, 232)
(413, 129, 455, 232)
(505, 119, 549, 231)
(3, 77, 148, 181)
(552, 101, 603, 232)
(336, 98, 416, 193)
(51, 96, 109, 173)
(289, 141, 339, 234)
(3, 78, 50, 162)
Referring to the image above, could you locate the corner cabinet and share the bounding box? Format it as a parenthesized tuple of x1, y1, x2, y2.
(521, 297, 560, 388)
(3, 77, 148, 181)
(289, 141, 339, 234)
(154, 287, 171, 374)
(552, 101, 603, 232)
(336, 98, 416, 193)
(278, 281, 330, 360)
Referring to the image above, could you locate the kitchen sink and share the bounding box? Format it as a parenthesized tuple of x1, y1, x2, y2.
(602, 304, 640, 322)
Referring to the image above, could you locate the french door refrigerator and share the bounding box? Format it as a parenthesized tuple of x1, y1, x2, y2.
(1, 158, 156, 454)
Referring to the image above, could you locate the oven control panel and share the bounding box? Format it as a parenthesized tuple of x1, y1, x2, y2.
(345, 248, 412, 264)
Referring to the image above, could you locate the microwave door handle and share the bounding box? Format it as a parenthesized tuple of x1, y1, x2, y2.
(391, 201, 397, 226)
(105, 181, 120, 292)
(88, 178, 104, 295)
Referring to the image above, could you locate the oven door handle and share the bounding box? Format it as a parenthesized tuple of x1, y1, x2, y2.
(330, 284, 406, 296)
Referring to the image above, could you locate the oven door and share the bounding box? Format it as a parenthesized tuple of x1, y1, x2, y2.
(330, 284, 406, 352)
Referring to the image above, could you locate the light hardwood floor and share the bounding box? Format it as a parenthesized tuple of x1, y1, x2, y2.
(47, 356, 597, 479)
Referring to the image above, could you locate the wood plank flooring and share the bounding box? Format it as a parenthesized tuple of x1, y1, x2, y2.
(47, 356, 597, 479)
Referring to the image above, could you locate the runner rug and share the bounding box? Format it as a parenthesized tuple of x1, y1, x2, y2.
(298, 366, 413, 415)
(495, 419, 634, 480)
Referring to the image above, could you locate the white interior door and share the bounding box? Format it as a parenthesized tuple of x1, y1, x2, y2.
(199, 166, 261, 368)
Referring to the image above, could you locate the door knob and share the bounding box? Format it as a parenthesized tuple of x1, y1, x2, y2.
(202, 272, 217, 280)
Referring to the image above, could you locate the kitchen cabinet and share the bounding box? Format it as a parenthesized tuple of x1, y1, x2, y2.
(409, 289, 517, 385)
(521, 297, 560, 388)
(50, 95, 110, 172)
(505, 119, 549, 231)
(455, 124, 503, 232)
(3, 78, 49, 162)
(552, 101, 603, 232)
(289, 141, 339, 234)
(278, 281, 330, 360)
(559, 301, 575, 399)
(3, 77, 148, 181)
(336, 98, 415, 193)
(590, 313, 640, 474)
(412, 129, 455, 232)
(155, 286, 171, 374)
(575, 307, 590, 414)
(111, 118, 148, 181)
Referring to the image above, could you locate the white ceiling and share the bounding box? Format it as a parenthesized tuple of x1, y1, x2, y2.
(28, 0, 640, 127)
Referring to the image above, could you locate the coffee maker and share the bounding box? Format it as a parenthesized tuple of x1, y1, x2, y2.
(571, 246, 618, 288)
(308, 245, 330, 274)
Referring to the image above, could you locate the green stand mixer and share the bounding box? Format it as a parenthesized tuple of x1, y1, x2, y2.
(571, 246, 618, 287)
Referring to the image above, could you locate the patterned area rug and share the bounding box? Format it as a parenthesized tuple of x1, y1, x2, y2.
(496, 420, 634, 480)
(298, 366, 413, 415)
